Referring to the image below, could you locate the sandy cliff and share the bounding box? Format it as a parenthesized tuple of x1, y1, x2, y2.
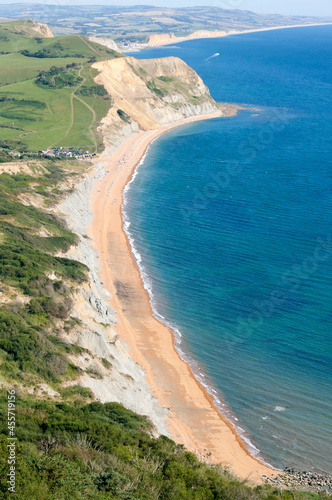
(57, 172, 168, 434)
(147, 32, 177, 46)
(49, 56, 236, 444)
(24, 19, 53, 38)
(147, 30, 227, 47)
(52, 56, 222, 433)
(93, 56, 218, 155)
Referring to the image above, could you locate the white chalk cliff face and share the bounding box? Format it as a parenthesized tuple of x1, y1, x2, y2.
(93, 56, 218, 155)
(89, 36, 120, 52)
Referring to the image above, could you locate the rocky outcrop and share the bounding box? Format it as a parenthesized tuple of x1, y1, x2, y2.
(263, 469, 332, 494)
(93, 56, 218, 155)
(147, 32, 177, 46)
(25, 19, 53, 38)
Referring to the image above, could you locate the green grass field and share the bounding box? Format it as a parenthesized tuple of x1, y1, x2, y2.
(0, 19, 120, 153)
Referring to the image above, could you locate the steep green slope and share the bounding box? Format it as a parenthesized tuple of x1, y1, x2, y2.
(0, 397, 328, 499)
(0, 160, 89, 388)
(0, 20, 120, 153)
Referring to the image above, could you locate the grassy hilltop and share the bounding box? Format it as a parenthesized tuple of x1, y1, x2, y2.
(0, 19, 121, 155)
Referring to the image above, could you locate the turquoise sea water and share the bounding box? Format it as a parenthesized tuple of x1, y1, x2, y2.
(124, 26, 332, 473)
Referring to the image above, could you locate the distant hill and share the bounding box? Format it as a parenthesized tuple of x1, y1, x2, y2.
(0, 4, 331, 42)
(0, 17, 53, 38)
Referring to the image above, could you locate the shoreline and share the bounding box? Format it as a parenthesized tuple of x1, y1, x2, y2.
(121, 151, 265, 463)
(125, 22, 332, 51)
(89, 109, 279, 482)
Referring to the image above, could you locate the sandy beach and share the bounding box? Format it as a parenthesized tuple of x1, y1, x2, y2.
(89, 109, 278, 482)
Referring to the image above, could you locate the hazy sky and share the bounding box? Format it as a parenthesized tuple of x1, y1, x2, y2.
(1, 0, 331, 18)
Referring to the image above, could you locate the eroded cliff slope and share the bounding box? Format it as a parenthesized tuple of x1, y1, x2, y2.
(93, 56, 219, 155)
(12, 18, 53, 38)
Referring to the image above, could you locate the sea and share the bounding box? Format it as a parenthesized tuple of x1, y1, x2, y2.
(123, 26, 332, 474)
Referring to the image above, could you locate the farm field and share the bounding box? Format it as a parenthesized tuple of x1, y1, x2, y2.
(0, 19, 119, 154)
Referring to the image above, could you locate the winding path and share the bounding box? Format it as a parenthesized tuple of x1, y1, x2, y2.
(48, 66, 98, 152)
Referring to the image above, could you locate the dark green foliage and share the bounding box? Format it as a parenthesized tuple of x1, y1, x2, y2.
(0, 97, 46, 109)
(36, 66, 83, 89)
(60, 385, 93, 400)
(79, 85, 108, 97)
(47, 336, 87, 355)
(0, 307, 69, 381)
(20, 48, 85, 59)
(0, 149, 19, 163)
(146, 79, 168, 97)
(117, 109, 131, 123)
(0, 398, 326, 499)
(0, 172, 35, 189)
(157, 76, 174, 83)
(101, 357, 112, 369)
(0, 170, 87, 382)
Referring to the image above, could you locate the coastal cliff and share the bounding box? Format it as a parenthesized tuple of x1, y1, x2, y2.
(57, 173, 168, 435)
(146, 30, 227, 47)
(147, 32, 177, 46)
(0, 50, 230, 434)
(93, 56, 219, 155)
(28, 19, 53, 38)
(89, 35, 120, 52)
(52, 56, 223, 430)
(19, 18, 53, 38)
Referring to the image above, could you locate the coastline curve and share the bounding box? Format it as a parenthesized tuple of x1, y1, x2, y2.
(88, 110, 280, 482)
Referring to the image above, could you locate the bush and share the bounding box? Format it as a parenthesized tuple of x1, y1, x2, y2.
(157, 76, 174, 83)
(146, 79, 168, 97)
(0, 398, 325, 499)
(0, 171, 87, 382)
(20, 49, 85, 59)
(36, 67, 83, 89)
(117, 109, 131, 123)
(79, 85, 108, 97)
